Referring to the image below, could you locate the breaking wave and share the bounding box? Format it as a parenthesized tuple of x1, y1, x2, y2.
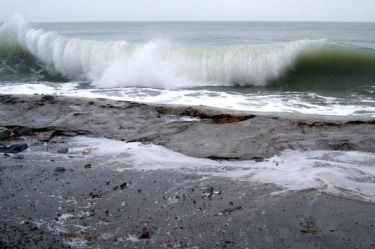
(1, 14, 375, 91)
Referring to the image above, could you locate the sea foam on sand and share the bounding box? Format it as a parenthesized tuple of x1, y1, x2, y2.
(1, 83, 375, 117)
(29, 136, 375, 203)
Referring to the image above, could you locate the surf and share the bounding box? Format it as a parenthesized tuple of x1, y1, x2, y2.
(1, 15, 375, 92)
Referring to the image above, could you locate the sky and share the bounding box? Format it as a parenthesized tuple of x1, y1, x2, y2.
(1, 0, 375, 23)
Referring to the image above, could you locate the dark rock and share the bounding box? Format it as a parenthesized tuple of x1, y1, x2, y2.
(57, 148, 69, 154)
(329, 141, 354, 151)
(156, 106, 166, 114)
(54, 167, 66, 173)
(0, 95, 18, 104)
(179, 107, 255, 124)
(13, 155, 24, 160)
(300, 220, 318, 234)
(207, 155, 240, 161)
(13, 126, 32, 136)
(138, 228, 152, 239)
(120, 182, 127, 189)
(41, 95, 55, 102)
(202, 186, 214, 198)
(37, 130, 56, 142)
(89, 192, 107, 199)
(0, 143, 28, 153)
(252, 156, 264, 162)
(210, 114, 256, 124)
(127, 136, 155, 143)
(84, 164, 92, 169)
(220, 206, 244, 215)
(317, 139, 355, 151)
(0, 127, 11, 141)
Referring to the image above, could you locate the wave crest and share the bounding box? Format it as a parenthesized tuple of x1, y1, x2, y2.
(1, 15, 375, 90)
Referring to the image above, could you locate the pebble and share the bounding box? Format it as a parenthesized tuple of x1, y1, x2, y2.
(37, 130, 56, 142)
(84, 164, 92, 169)
(57, 148, 69, 154)
(54, 167, 66, 173)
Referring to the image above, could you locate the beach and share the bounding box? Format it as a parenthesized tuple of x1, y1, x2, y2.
(1, 94, 375, 248)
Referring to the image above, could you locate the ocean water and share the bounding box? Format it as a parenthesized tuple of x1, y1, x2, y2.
(1, 14, 375, 116)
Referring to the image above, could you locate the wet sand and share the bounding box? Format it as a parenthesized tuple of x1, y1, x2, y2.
(1, 94, 375, 248)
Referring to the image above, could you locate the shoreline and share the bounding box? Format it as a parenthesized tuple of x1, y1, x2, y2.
(1, 94, 375, 160)
(1, 94, 375, 248)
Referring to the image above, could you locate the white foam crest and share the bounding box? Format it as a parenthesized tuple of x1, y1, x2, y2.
(0, 14, 29, 49)
(93, 40, 313, 88)
(92, 40, 195, 89)
(2, 15, 323, 89)
(175, 42, 308, 87)
(1, 82, 374, 117)
(63, 136, 375, 203)
(22, 29, 135, 82)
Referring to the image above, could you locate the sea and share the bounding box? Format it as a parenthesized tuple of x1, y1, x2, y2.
(1, 14, 375, 116)
(1, 14, 375, 203)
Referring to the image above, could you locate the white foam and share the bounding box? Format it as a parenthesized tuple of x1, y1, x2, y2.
(116, 234, 140, 243)
(1, 83, 374, 117)
(54, 136, 375, 203)
(3, 15, 322, 89)
(64, 238, 88, 248)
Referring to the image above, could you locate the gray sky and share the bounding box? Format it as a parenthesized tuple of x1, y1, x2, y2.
(1, 0, 375, 23)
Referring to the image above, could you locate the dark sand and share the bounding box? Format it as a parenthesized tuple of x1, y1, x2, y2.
(1, 94, 375, 248)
